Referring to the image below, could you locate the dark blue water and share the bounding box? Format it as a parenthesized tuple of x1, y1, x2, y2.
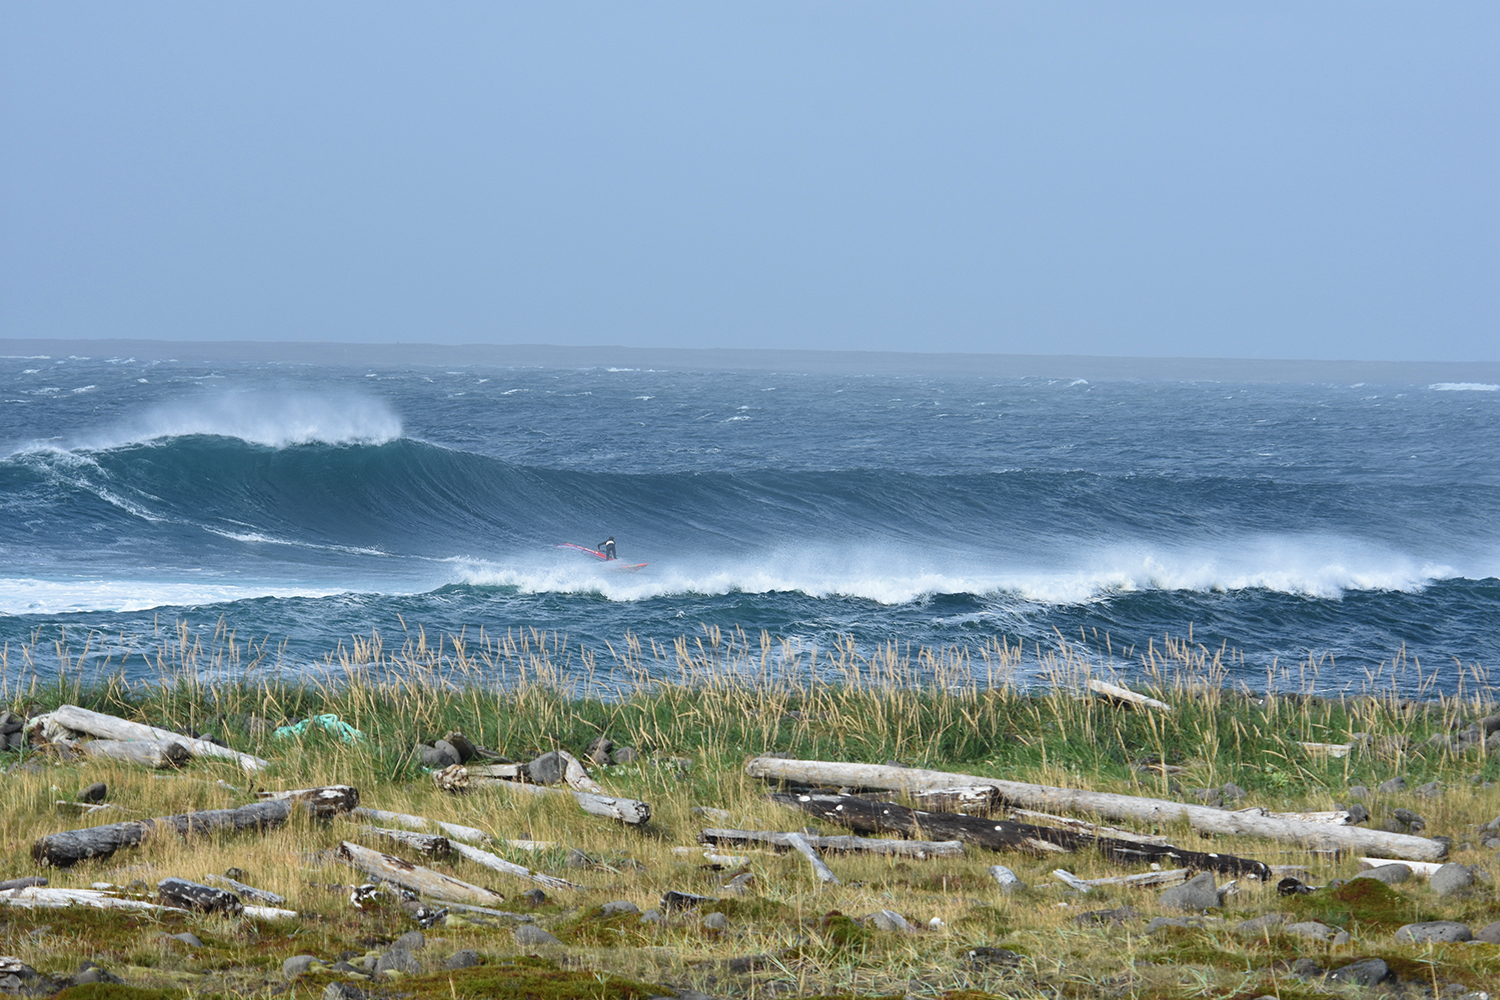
(2, 348, 1497, 694)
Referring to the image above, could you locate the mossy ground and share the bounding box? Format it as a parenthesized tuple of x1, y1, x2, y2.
(1, 625, 1497, 998)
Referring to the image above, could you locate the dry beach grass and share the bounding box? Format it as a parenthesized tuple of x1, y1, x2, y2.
(0, 624, 1498, 999)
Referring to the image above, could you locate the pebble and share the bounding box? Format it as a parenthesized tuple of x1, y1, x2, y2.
(514, 924, 563, 947)
(1158, 872, 1219, 911)
(1394, 920, 1473, 943)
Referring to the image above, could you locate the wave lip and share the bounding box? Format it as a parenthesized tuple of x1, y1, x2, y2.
(0, 578, 350, 616)
(67, 391, 404, 452)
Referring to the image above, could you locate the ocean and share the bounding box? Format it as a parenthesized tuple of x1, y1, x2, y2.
(2, 342, 1497, 697)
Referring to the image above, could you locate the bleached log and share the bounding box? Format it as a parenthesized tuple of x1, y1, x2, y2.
(674, 846, 754, 866)
(36, 704, 268, 772)
(1052, 869, 1093, 892)
(988, 864, 1021, 889)
(359, 825, 452, 858)
(464, 763, 527, 780)
(34, 785, 359, 867)
(783, 832, 840, 884)
(0, 885, 188, 914)
(336, 841, 508, 906)
(203, 873, 285, 905)
(242, 904, 299, 920)
(701, 828, 965, 859)
(446, 840, 580, 891)
(744, 757, 1446, 862)
(351, 807, 488, 844)
(909, 785, 1002, 814)
(1087, 678, 1173, 711)
(555, 750, 605, 794)
(1358, 857, 1444, 877)
(1054, 867, 1191, 889)
(1010, 809, 1170, 845)
(77, 738, 191, 769)
(1298, 742, 1353, 758)
(491, 780, 651, 825)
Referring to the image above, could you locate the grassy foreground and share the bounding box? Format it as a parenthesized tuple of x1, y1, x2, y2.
(1, 625, 1498, 999)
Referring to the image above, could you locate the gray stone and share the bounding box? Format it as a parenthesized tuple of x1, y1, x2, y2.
(1289, 958, 1325, 979)
(1331, 930, 1351, 945)
(1394, 920, 1472, 943)
(432, 740, 463, 767)
(282, 955, 323, 979)
(1415, 780, 1444, 798)
(1377, 776, 1408, 793)
(1284, 920, 1338, 940)
(77, 782, 107, 803)
(585, 735, 615, 765)
(1327, 958, 1394, 987)
(522, 888, 547, 906)
(417, 743, 457, 768)
(721, 872, 755, 896)
(514, 924, 563, 947)
(639, 908, 665, 924)
(1158, 872, 1219, 911)
(168, 932, 203, 947)
(1188, 787, 1223, 807)
(564, 848, 593, 869)
(1355, 863, 1411, 884)
(1074, 906, 1139, 926)
(527, 750, 568, 785)
(0, 959, 59, 998)
(702, 912, 730, 931)
(866, 909, 915, 933)
(392, 930, 425, 951)
(374, 949, 419, 975)
(1220, 781, 1247, 801)
(1430, 863, 1476, 897)
(1476, 919, 1500, 943)
(1346, 784, 1370, 800)
(1146, 915, 1213, 933)
(1346, 803, 1370, 824)
(71, 963, 122, 986)
(1392, 807, 1426, 831)
(611, 746, 639, 764)
(444, 950, 480, 970)
(1234, 913, 1285, 935)
(323, 985, 364, 1000)
(601, 900, 640, 916)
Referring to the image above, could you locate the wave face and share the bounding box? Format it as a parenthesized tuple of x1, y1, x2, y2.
(2, 354, 1498, 692)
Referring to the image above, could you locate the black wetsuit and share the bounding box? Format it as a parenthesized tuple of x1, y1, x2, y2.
(599, 538, 617, 560)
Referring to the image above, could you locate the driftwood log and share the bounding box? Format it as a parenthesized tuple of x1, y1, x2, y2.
(745, 757, 1446, 862)
(360, 825, 452, 858)
(203, 873, 286, 905)
(446, 841, 580, 891)
(35, 704, 268, 772)
(1053, 867, 1191, 890)
(701, 828, 965, 859)
(75, 738, 192, 769)
(337, 841, 508, 906)
(33, 785, 359, 868)
(1, 885, 189, 914)
(1087, 677, 1173, 711)
(158, 878, 243, 914)
(351, 807, 488, 844)
(772, 792, 1273, 879)
(472, 776, 651, 825)
(782, 832, 839, 884)
(908, 785, 1002, 814)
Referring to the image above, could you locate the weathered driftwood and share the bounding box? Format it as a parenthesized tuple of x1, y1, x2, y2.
(75, 738, 191, 769)
(988, 864, 1021, 889)
(1009, 808, 1170, 845)
(1053, 867, 1191, 891)
(336, 841, 507, 906)
(1087, 678, 1173, 711)
(745, 757, 1446, 862)
(488, 779, 651, 825)
(0, 878, 47, 891)
(783, 832, 840, 884)
(1232, 805, 1352, 825)
(1298, 741, 1353, 758)
(36, 704, 268, 772)
(772, 792, 1272, 879)
(447, 840, 580, 891)
(908, 785, 1002, 814)
(158, 877, 243, 914)
(34, 785, 359, 868)
(360, 825, 452, 858)
(554, 750, 605, 794)
(674, 846, 755, 866)
(351, 807, 488, 844)
(1358, 857, 1444, 877)
(203, 873, 286, 905)
(1, 885, 189, 914)
(701, 827, 965, 859)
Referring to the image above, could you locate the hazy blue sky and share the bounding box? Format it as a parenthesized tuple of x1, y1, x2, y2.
(3, 3, 1495, 361)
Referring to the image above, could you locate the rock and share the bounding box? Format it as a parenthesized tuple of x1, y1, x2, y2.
(640, 909, 665, 924)
(703, 912, 730, 931)
(1188, 787, 1223, 807)
(1284, 920, 1338, 940)
(527, 751, 568, 785)
(0, 958, 59, 998)
(1346, 784, 1370, 800)
(1377, 776, 1408, 793)
(1415, 780, 1444, 798)
(1430, 863, 1476, 897)
(866, 909, 915, 934)
(1220, 781, 1248, 801)
(662, 890, 713, 911)
(392, 930, 425, 952)
(1158, 872, 1219, 911)
(963, 947, 1021, 969)
(1355, 863, 1411, 884)
(1391, 807, 1426, 831)
(601, 900, 640, 916)
(76, 782, 107, 803)
(611, 746, 639, 764)
(721, 872, 755, 896)
(1327, 958, 1394, 987)
(1234, 913, 1285, 935)
(514, 924, 563, 948)
(374, 949, 419, 975)
(444, 950, 480, 970)
(522, 888, 547, 906)
(282, 955, 324, 979)
(585, 735, 615, 765)
(417, 743, 457, 768)
(432, 740, 463, 767)
(1073, 906, 1139, 926)
(71, 962, 122, 986)
(564, 848, 593, 869)
(1395, 920, 1472, 943)
(323, 985, 364, 1000)
(329, 963, 359, 973)
(442, 731, 477, 763)
(1346, 803, 1370, 824)
(1476, 919, 1500, 943)
(1146, 916, 1213, 933)
(1289, 958, 1325, 979)
(167, 932, 203, 947)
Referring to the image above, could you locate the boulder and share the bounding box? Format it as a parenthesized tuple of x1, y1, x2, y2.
(1284, 920, 1338, 940)
(1158, 872, 1219, 911)
(1234, 913, 1285, 935)
(527, 751, 568, 785)
(514, 925, 563, 948)
(1355, 863, 1410, 884)
(1327, 958, 1394, 987)
(1376, 776, 1408, 794)
(1430, 863, 1476, 897)
(601, 900, 640, 916)
(444, 950, 481, 970)
(1394, 920, 1472, 943)
(374, 949, 419, 975)
(282, 956, 324, 979)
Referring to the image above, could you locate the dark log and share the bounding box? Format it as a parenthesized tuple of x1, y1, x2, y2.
(700, 828, 965, 859)
(158, 877, 244, 915)
(203, 873, 286, 905)
(0, 877, 47, 891)
(34, 785, 360, 868)
(771, 792, 1271, 880)
(907, 785, 1002, 815)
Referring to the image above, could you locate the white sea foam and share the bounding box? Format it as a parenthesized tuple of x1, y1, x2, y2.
(0, 578, 349, 616)
(1429, 383, 1499, 392)
(73, 391, 403, 451)
(444, 535, 1478, 607)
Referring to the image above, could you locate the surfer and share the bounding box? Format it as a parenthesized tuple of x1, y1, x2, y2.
(598, 537, 617, 560)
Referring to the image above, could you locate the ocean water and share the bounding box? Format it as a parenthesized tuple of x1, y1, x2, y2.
(2, 345, 1497, 696)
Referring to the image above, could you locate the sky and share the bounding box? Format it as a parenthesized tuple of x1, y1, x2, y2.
(2, 3, 1496, 362)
